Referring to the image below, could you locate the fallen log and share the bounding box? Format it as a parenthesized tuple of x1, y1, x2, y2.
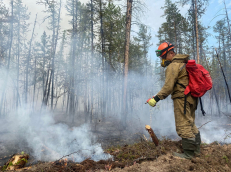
(145, 125, 159, 146)
(3, 154, 29, 171)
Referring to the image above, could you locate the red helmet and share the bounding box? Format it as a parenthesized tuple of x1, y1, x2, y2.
(156, 42, 174, 58)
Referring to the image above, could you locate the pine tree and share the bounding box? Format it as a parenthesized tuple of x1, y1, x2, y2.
(102, 1, 125, 70)
(179, 0, 209, 63)
(213, 19, 228, 71)
(0, 2, 10, 64)
(132, 24, 152, 74)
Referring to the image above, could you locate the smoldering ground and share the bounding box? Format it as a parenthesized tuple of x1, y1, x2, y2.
(0, 66, 109, 163)
(0, 107, 112, 162)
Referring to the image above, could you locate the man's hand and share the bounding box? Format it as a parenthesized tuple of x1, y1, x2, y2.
(146, 97, 157, 107)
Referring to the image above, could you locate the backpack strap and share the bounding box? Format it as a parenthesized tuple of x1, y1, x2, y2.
(176, 82, 206, 116)
(175, 82, 187, 115)
(175, 63, 187, 115)
(176, 82, 186, 89)
(180, 63, 186, 71)
(199, 97, 206, 116)
(176, 63, 206, 116)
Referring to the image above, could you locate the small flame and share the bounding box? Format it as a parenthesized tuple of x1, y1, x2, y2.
(109, 164, 112, 171)
(64, 158, 68, 166)
(105, 164, 112, 171)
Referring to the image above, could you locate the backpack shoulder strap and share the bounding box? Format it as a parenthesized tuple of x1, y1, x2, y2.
(180, 63, 186, 71)
(174, 63, 186, 88)
(176, 82, 186, 88)
(175, 63, 187, 115)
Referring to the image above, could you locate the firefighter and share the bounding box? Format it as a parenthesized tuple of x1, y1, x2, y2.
(147, 42, 201, 159)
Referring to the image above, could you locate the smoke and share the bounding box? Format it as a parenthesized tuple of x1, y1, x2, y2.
(0, 61, 231, 164)
(201, 124, 231, 144)
(0, 105, 111, 162)
(0, 64, 111, 162)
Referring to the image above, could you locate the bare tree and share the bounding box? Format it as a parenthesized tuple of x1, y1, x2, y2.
(25, 14, 37, 103)
(123, 0, 133, 128)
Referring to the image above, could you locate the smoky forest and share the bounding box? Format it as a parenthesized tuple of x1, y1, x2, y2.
(0, 0, 231, 171)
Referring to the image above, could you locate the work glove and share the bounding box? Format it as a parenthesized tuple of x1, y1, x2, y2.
(146, 97, 157, 107)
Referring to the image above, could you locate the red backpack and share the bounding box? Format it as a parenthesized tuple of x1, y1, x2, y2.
(184, 60, 213, 97)
(177, 60, 213, 116)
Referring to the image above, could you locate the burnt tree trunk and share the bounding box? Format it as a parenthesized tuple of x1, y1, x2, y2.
(145, 125, 159, 146)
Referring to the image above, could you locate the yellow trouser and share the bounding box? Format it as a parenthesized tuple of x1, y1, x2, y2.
(173, 97, 199, 138)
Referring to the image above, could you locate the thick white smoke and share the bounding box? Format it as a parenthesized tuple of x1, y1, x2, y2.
(0, 105, 111, 162)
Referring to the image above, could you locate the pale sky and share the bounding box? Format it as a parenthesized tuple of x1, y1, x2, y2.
(2, 0, 231, 62)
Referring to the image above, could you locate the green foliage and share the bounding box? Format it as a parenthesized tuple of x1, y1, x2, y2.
(2, 165, 7, 171)
(130, 24, 152, 73)
(15, 158, 28, 165)
(2, 156, 28, 171)
(205, 154, 211, 158)
(222, 155, 229, 163)
(201, 142, 208, 146)
(101, 1, 126, 65)
(2, 162, 13, 171)
(158, 0, 192, 54)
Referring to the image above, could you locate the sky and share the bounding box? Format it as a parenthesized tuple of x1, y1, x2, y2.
(143, 0, 231, 63)
(201, 0, 231, 46)
(2, 0, 231, 63)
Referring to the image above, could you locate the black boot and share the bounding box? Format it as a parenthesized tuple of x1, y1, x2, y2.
(195, 132, 201, 156)
(173, 138, 196, 159)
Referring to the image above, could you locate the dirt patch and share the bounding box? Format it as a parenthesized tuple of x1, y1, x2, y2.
(1, 140, 231, 172)
(111, 142, 231, 172)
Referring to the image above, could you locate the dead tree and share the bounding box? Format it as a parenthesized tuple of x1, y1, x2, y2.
(25, 14, 37, 103)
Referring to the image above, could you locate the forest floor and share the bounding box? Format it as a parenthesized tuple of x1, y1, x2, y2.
(1, 113, 231, 171)
(1, 139, 231, 172)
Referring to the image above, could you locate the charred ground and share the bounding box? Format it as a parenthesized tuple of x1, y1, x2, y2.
(1, 139, 231, 172)
(0, 113, 231, 172)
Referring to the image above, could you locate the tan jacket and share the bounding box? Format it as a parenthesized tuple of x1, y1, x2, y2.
(156, 54, 195, 104)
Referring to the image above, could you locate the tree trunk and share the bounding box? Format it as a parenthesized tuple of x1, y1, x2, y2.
(16, 8, 21, 109)
(26, 14, 37, 104)
(90, 0, 94, 123)
(224, 0, 231, 42)
(91, 0, 94, 56)
(33, 51, 37, 110)
(174, 21, 177, 54)
(51, 0, 61, 110)
(191, 0, 196, 60)
(69, 0, 77, 122)
(0, 0, 14, 115)
(99, 0, 105, 121)
(123, 0, 133, 128)
(51, 6, 55, 110)
(194, 0, 199, 63)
